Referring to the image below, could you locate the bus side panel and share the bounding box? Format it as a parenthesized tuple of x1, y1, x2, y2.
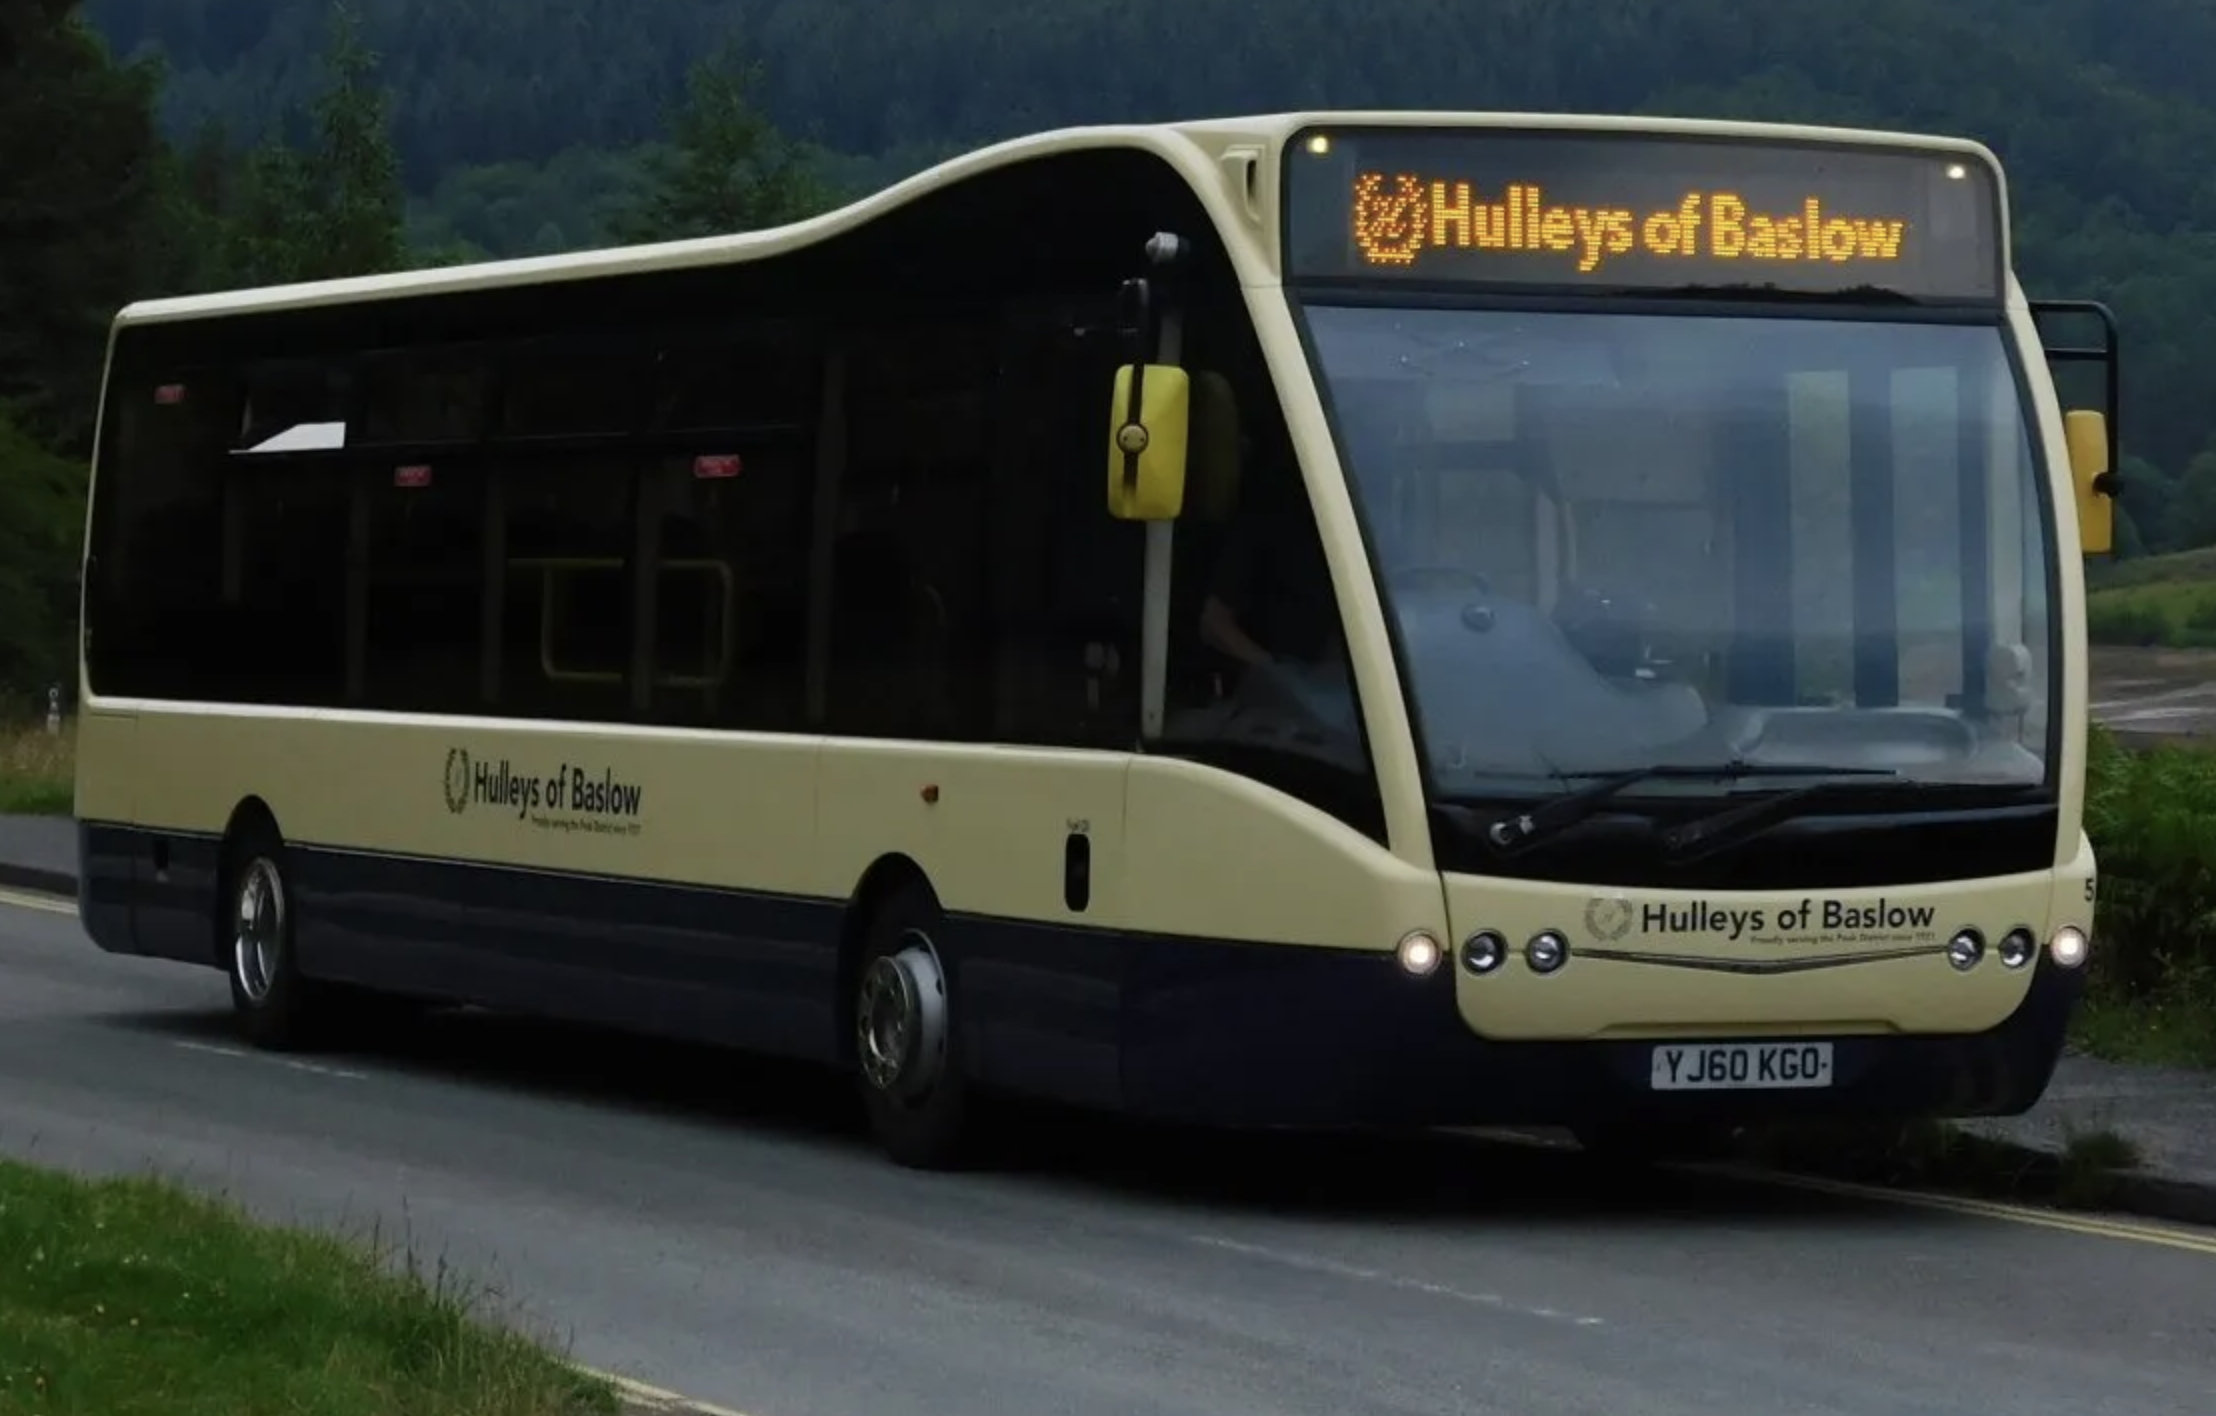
(1110, 757, 1457, 1124)
(1120, 758, 1443, 947)
(125, 708, 841, 1061)
(71, 707, 147, 961)
(812, 743, 1133, 1108)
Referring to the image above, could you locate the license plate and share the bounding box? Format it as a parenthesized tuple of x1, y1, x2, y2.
(1650, 1041, 1833, 1091)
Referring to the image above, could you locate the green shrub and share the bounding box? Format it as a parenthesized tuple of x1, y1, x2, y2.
(2087, 545, 2216, 592)
(2086, 580, 2216, 648)
(2087, 596, 2169, 646)
(2083, 724, 2216, 995)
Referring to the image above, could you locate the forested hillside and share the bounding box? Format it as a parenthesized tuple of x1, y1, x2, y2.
(83, 0, 2216, 542)
(5, 0, 2216, 693)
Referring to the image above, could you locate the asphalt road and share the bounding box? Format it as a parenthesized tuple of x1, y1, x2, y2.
(3, 889, 2214, 1416)
(2089, 644, 2216, 741)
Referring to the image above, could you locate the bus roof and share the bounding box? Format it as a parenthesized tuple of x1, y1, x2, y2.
(112, 109, 2005, 328)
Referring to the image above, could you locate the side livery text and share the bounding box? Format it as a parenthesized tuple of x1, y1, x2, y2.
(441, 747, 646, 837)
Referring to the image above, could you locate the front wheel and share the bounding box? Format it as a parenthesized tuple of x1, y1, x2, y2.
(853, 884, 977, 1169)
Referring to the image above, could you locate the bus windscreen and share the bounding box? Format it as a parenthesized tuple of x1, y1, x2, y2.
(1283, 126, 2004, 301)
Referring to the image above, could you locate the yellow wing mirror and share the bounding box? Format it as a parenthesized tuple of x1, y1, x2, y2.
(2065, 408, 2114, 555)
(1106, 363, 1190, 521)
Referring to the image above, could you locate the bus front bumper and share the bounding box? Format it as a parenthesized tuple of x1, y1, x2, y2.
(1110, 943, 2083, 1131)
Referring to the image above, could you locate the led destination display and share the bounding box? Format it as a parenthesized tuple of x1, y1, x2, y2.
(1284, 127, 2004, 299)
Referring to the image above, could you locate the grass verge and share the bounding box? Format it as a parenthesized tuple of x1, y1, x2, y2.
(2087, 580, 2216, 648)
(0, 718, 71, 816)
(0, 1157, 617, 1416)
(2073, 966, 2216, 1071)
(2074, 725, 2216, 1069)
(1742, 1120, 2148, 1211)
(2085, 547, 2216, 647)
(2086, 545, 2216, 594)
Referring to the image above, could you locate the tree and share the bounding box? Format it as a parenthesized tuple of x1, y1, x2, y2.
(0, 0, 166, 448)
(2169, 444, 2216, 551)
(225, 3, 406, 286)
(611, 38, 829, 244)
(0, 412, 86, 690)
(0, 1, 169, 690)
(2113, 454, 2178, 554)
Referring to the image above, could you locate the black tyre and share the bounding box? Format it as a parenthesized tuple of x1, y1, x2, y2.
(852, 882, 977, 1170)
(222, 827, 330, 1051)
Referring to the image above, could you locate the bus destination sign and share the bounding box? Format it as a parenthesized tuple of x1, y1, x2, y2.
(1283, 127, 2004, 300)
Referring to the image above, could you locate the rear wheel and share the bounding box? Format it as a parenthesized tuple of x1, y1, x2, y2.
(853, 883, 977, 1169)
(224, 830, 331, 1051)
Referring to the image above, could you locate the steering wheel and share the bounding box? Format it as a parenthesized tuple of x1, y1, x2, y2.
(1387, 564, 1492, 594)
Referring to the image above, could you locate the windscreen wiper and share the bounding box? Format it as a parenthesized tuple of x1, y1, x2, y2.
(1481, 761, 1898, 853)
(1657, 776, 2013, 863)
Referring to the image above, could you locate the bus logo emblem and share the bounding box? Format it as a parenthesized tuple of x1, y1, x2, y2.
(443, 748, 472, 815)
(1584, 895, 1633, 942)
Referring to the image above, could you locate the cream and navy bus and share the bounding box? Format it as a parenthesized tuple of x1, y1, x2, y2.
(72, 111, 2119, 1168)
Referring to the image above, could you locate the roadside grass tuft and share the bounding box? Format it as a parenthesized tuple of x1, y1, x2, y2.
(1739, 1119, 2146, 1211)
(0, 716, 71, 816)
(2076, 726, 2216, 1069)
(0, 1157, 618, 1416)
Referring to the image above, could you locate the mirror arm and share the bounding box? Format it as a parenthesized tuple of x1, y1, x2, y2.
(1114, 277, 1153, 498)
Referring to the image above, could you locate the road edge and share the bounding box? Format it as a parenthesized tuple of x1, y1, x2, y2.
(2099, 1169, 2216, 1229)
(583, 1366, 753, 1416)
(1760, 1131, 2216, 1231)
(0, 861, 73, 899)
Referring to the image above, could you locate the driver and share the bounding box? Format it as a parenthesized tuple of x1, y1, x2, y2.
(1198, 484, 1344, 679)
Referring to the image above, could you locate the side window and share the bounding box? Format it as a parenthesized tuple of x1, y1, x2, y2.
(496, 456, 636, 722)
(643, 438, 815, 732)
(364, 459, 489, 714)
(221, 359, 353, 705)
(223, 453, 350, 705)
(981, 296, 1145, 751)
(88, 359, 355, 706)
(501, 337, 643, 439)
(823, 322, 998, 740)
(357, 344, 493, 446)
(1159, 295, 1387, 843)
(85, 365, 241, 699)
(478, 336, 643, 722)
(640, 328, 820, 732)
(359, 344, 497, 713)
(475, 327, 823, 727)
(91, 322, 827, 723)
(237, 357, 348, 453)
